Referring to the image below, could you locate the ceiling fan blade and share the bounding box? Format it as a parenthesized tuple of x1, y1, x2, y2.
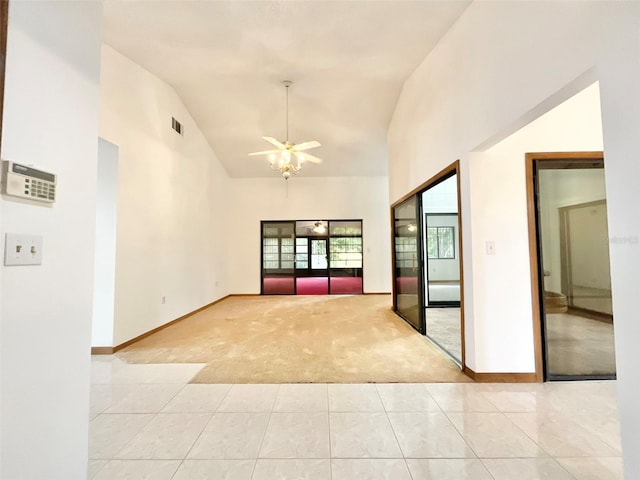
(294, 151, 323, 164)
(293, 140, 321, 151)
(248, 149, 279, 156)
(262, 136, 285, 149)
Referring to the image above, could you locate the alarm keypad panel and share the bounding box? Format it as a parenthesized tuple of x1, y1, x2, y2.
(1, 161, 56, 203)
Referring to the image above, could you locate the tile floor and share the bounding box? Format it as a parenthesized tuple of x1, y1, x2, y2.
(89, 355, 624, 479)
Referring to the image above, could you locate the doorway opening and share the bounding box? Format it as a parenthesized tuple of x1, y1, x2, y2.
(391, 161, 464, 366)
(527, 152, 616, 380)
(261, 219, 363, 295)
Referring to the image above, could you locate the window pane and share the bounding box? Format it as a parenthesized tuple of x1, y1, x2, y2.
(427, 227, 438, 259)
(263, 222, 294, 237)
(296, 220, 328, 236)
(281, 238, 294, 268)
(438, 227, 455, 259)
(329, 221, 362, 236)
(311, 240, 327, 269)
(263, 238, 279, 269)
(295, 238, 308, 268)
(330, 237, 362, 268)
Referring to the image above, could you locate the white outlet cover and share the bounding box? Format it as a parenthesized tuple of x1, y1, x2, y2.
(4, 233, 43, 266)
(486, 240, 496, 255)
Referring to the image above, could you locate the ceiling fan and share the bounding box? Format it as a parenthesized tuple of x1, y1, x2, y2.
(249, 80, 323, 179)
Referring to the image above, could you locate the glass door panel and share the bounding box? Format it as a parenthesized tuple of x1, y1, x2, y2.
(311, 239, 328, 269)
(296, 236, 329, 295)
(393, 196, 423, 332)
(261, 221, 295, 294)
(329, 221, 363, 294)
(535, 158, 616, 379)
(421, 173, 462, 363)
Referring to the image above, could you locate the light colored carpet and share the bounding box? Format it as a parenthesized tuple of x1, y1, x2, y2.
(116, 294, 471, 384)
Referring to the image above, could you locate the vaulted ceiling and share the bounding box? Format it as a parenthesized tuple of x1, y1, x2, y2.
(103, 1, 471, 178)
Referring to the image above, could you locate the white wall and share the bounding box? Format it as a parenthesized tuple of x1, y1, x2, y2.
(388, 2, 640, 475)
(468, 83, 603, 373)
(229, 176, 391, 294)
(99, 45, 230, 346)
(0, 2, 103, 478)
(598, 16, 640, 477)
(92, 138, 118, 347)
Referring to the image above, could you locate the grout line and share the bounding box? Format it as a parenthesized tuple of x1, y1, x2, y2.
(168, 458, 184, 480)
(179, 411, 215, 466)
(249, 385, 280, 478)
(378, 384, 407, 467)
(327, 383, 333, 479)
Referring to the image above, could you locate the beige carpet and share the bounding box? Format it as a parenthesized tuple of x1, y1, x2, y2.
(116, 294, 471, 384)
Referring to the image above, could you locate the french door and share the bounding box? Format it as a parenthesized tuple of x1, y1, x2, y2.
(261, 220, 363, 295)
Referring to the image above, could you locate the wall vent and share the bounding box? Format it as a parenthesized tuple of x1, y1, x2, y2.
(171, 117, 183, 135)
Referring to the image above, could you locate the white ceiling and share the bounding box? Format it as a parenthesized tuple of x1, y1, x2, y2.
(103, 1, 471, 178)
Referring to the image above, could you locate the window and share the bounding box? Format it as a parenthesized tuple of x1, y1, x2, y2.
(262, 237, 296, 269)
(281, 238, 294, 268)
(296, 238, 308, 268)
(262, 222, 295, 270)
(330, 237, 362, 268)
(311, 240, 328, 269)
(329, 221, 362, 237)
(427, 226, 455, 259)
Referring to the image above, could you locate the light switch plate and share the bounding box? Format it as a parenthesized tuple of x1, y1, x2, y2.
(4, 233, 43, 266)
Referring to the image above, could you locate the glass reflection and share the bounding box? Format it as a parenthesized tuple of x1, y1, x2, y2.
(393, 196, 422, 331)
(537, 162, 616, 378)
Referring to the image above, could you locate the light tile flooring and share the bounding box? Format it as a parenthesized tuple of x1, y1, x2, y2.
(89, 355, 624, 479)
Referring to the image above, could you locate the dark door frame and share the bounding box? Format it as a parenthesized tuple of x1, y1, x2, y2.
(525, 151, 611, 382)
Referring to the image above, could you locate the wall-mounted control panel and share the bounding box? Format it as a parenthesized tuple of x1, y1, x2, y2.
(4, 233, 43, 266)
(1, 160, 56, 203)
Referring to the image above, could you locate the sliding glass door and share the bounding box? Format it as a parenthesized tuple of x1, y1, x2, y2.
(329, 221, 364, 294)
(532, 156, 616, 380)
(421, 173, 462, 363)
(393, 196, 423, 332)
(392, 162, 464, 365)
(261, 222, 295, 294)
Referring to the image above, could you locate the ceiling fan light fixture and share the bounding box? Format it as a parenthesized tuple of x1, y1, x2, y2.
(248, 81, 323, 180)
(313, 221, 326, 234)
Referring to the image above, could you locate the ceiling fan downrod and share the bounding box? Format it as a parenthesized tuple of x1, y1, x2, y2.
(283, 80, 292, 143)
